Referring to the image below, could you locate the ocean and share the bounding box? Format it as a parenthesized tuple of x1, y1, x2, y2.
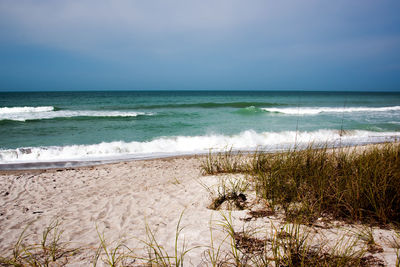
(1, 91, 400, 167)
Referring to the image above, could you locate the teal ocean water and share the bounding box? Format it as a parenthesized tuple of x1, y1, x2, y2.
(1, 91, 400, 165)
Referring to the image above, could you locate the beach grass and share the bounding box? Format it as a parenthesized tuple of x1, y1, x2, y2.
(0, 213, 387, 266)
(201, 148, 248, 175)
(202, 142, 400, 225)
(0, 220, 78, 266)
(93, 226, 133, 267)
(211, 212, 375, 267)
(140, 211, 198, 267)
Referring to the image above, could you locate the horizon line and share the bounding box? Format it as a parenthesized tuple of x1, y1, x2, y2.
(1, 89, 400, 93)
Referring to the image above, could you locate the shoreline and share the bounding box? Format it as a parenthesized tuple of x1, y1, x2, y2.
(0, 139, 396, 172)
(0, 153, 203, 174)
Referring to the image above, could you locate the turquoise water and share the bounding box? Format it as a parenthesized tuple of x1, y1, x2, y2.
(1, 91, 400, 164)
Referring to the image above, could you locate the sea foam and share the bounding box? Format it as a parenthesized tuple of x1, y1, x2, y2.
(0, 106, 55, 114)
(0, 106, 153, 121)
(1, 129, 398, 163)
(262, 106, 400, 115)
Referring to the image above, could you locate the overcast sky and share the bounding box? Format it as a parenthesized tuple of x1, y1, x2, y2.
(1, 0, 400, 91)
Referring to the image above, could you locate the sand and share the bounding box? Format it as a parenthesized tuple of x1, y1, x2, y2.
(0, 153, 398, 266)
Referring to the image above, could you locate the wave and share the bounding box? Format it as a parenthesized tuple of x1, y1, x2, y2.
(1, 129, 399, 163)
(0, 107, 153, 121)
(236, 106, 267, 115)
(262, 106, 400, 115)
(0, 106, 55, 114)
(133, 102, 284, 109)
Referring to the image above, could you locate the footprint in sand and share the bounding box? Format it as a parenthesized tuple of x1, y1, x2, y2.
(97, 200, 111, 220)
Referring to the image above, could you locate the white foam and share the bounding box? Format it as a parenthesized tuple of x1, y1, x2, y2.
(262, 106, 400, 115)
(0, 107, 152, 121)
(0, 106, 54, 114)
(1, 129, 399, 163)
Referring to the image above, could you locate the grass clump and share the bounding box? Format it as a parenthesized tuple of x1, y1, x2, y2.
(201, 149, 249, 175)
(93, 227, 134, 267)
(93, 212, 198, 266)
(215, 212, 373, 267)
(268, 226, 366, 267)
(354, 226, 384, 254)
(0, 220, 78, 266)
(202, 142, 400, 224)
(253, 143, 400, 224)
(139, 211, 198, 266)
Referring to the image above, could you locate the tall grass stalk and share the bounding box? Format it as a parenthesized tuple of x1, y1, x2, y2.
(217, 212, 244, 266)
(139, 211, 198, 266)
(93, 226, 130, 267)
(0, 219, 77, 266)
(201, 149, 248, 175)
(202, 216, 229, 267)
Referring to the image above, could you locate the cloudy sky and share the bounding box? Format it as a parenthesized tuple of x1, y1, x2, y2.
(0, 0, 400, 91)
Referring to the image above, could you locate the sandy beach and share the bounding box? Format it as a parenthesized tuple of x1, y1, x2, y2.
(0, 152, 399, 266)
(2, 1, 400, 265)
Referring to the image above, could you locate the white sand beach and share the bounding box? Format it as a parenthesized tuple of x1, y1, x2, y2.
(0, 153, 398, 266)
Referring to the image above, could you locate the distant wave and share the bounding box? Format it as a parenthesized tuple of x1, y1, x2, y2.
(133, 102, 285, 109)
(236, 106, 267, 115)
(262, 106, 400, 115)
(1, 129, 399, 163)
(0, 106, 153, 121)
(0, 106, 55, 114)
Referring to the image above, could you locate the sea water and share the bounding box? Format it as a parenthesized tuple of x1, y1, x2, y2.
(1, 91, 400, 166)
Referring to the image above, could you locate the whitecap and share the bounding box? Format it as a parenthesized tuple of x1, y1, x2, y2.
(1, 129, 399, 163)
(0, 106, 54, 114)
(0, 108, 153, 121)
(262, 106, 400, 115)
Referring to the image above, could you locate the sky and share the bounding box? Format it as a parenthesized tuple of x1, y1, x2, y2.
(0, 0, 400, 91)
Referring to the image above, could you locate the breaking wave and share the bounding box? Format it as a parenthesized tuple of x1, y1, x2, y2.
(0, 106, 55, 114)
(0, 106, 153, 121)
(236, 106, 267, 115)
(134, 102, 284, 109)
(262, 106, 400, 115)
(1, 129, 399, 163)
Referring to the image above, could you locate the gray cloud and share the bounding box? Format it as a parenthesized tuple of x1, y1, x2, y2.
(1, 1, 399, 55)
(1, 0, 399, 91)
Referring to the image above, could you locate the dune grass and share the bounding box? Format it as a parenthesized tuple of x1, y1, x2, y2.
(0, 213, 387, 266)
(93, 226, 133, 267)
(0, 220, 78, 266)
(202, 142, 400, 225)
(212, 212, 375, 267)
(91, 211, 199, 267)
(140, 212, 198, 267)
(201, 149, 249, 175)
